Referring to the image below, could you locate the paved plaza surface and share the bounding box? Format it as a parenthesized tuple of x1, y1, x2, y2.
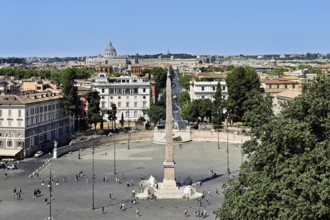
(0, 139, 245, 220)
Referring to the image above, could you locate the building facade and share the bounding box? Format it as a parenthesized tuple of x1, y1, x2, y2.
(0, 92, 74, 159)
(189, 79, 228, 101)
(91, 75, 151, 122)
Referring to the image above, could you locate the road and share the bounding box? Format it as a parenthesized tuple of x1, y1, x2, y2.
(172, 71, 185, 129)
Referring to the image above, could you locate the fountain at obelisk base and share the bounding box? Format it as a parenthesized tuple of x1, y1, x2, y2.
(136, 67, 202, 199)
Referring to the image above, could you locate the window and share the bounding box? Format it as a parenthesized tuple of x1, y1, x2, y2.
(285, 84, 288, 89)
(0, 141, 2, 147)
(102, 88, 105, 93)
(18, 120, 21, 127)
(201, 86, 204, 91)
(134, 88, 138, 94)
(126, 102, 129, 108)
(110, 96, 113, 99)
(202, 96, 205, 99)
(134, 111, 137, 117)
(8, 120, 11, 126)
(276, 84, 280, 89)
(125, 89, 130, 94)
(7, 141, 12, 148)
(126, 96, 129, 99)
(134, 96, 137, 100)
(118, 102, 121, 107)
(143, 96, 146, 99)
(126, 111, 129, 118)
(118, 96, 121, 99)
(109, 88, 114, 94)
(8, 110, 12, 117)
(36, 107, 39, 114)
(213, 87, 215, 91)
(102, 102, 105, 108)
(44, 106, 47, 112)
(292, 84, 296, 89)
(48, 105, 51, 111)
(142, 101, 147, 108)
(143, 88, 146, 93)
(134, 102, 138, 107)
(101, 96, 104, 99)
(0, 120, 2, 126)
(0, 110, 2, 117)
(222, 86, 226, 91)
(18, 110, 21, 117)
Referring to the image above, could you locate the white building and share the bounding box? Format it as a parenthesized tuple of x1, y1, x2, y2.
(189, 79, 228, 101)
(91, 75, 151, 122)
(0, 91, 74, 159)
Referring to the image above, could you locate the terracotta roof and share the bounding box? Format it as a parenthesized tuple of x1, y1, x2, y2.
(276, 90, 302, 100)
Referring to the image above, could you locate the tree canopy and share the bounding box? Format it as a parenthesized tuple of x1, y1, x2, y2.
(216, 78, 330, 219)
(62, 68, 80, 119)
(212, 82, 226, 128)
(85, 90, 102, 130)
(225, 66, 260, 122)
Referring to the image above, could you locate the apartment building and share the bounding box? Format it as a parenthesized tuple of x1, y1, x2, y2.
(91, 74, 151, 122)
(0, 91, 74, 159)
(189, 79, 228, 101)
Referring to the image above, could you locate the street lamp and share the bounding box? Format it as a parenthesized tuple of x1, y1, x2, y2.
(113, 121, 117, 175)
(127, 119, 130, 150)
(91, 145, 95, 210)
(42, 161, 58, 220)
(217, 128, 220, 149)
(226, 117, 230, 174)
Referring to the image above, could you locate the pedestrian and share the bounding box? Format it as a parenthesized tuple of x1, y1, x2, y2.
(86, 177, 89, 183)
(102, 206, 105, 214)
(126, 181, 130, 187)
(136, 208, 140, 218)
(184, 208, 188, 216)
(109, 192, 113, 200)
(207, 190, 211, 196)
(45, 197, 48, 204)
(19, 187, 22, 194)
(103, 176, 106, 183)
(215, 188, 219, 195)
(203, 209, 207, 217)
(131, 179, 134, 186)
(132, 189, 136, 198)
(13, 187, 17, 196)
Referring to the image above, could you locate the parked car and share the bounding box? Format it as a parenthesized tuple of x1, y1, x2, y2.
(0, 162, 6, 169)
(34, 151, 43, 158)
(7, 164, 17, 170)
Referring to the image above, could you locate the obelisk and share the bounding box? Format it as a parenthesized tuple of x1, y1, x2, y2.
(162, 66, 176, 188)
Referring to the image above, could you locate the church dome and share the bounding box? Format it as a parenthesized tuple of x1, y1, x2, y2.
(104, 41, 117, 57)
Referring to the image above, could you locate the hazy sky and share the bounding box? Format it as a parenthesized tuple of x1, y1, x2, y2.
(0, 0, 329, 57)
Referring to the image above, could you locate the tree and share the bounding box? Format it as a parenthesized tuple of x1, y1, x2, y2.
(147, 104, 166, 125)
(62, 68, 81, 130)
(213, 82, 225, 128)
(243, 91, 273, 138)
(107, 103, 117, 129)
(198, 99, 213, 122)
(178, 74, 191, 90)
(120, 112, 124, 128)
(225, 66, 260, 122)
(178, 91, 190, 107)
(215, 78, 330, 219)
(85, 90, 102, 130)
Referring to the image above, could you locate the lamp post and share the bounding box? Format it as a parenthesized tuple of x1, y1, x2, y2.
(91, 145, 95, 210)
(217, 128, 220, 149)
(226, 117, 230, 174)
(113, 121, 117, 175)
(42, 161, 58, 220)
(127, 119, 130, 150)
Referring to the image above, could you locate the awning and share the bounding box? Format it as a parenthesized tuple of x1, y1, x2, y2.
(0, 149, 22, 157)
